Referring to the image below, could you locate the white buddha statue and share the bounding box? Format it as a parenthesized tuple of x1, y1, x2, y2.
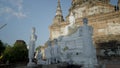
(65, 12, 75, 35)
(27, 27, 37, 66)
(45, 41, 52, 64)
(53, 39, 61, 63)
(29, 27, 37, 59)
(80, 18, 97, 68)
(36, 50, 42, 64)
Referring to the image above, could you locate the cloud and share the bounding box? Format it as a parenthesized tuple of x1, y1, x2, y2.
(13, 12, 26, 18)
(9, 0, 23, 11)
(0, 0, 26, 19)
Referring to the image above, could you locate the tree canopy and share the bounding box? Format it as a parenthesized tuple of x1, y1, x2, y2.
(2, 40, 28, 63)
(0, 40, 5, 56)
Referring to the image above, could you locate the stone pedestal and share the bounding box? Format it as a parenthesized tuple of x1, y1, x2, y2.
(27, 61, 36, 67)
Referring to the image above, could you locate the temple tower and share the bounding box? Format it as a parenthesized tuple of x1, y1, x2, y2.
(69, 0, 113, 21)
(53, 0, 64, 24)
(49, 0, 65, 40)
(49, 0, 120, 44)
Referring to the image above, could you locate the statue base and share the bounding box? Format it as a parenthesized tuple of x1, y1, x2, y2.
(27, 62, 36, 67)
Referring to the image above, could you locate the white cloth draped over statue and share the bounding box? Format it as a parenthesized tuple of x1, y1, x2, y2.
(44, 18, 98, 67)
(27, 27, 37, 67)
(52, 39, 61, 63)
(65, 12, 76, 35)
(80, 18, 97, 67)
(29, 27, 37, 60)
(57, 18, 97, 67)
(44, 41, 52, 64)
(45, 39, 61, 64)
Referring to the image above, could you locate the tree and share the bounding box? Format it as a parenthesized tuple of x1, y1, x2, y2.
(2, 40, 28, 63)
(12, 40, 28, 62)
(0, 40, 5, 56)
(2, 45, 13, 63)
(36, 45, 42, 51)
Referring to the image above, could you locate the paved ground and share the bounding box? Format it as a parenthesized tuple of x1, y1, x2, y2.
(14, 64, 82, 68)
(1, 61, 120, 68)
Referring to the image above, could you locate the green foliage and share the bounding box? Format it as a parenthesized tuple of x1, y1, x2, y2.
(2, 46, 13, 62)
(0, 40, 5, 56)
(12, 41, 28, 62)
(2, 40, 28, 63)
(36, 46, 42, 51)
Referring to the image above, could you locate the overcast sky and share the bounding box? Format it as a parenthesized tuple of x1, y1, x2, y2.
(0, 0, 118, 47)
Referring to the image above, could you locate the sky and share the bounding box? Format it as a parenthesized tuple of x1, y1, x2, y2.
(0, 0, 118, 47)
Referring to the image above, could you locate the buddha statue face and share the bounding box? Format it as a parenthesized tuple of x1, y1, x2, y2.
(83, 18, 88, 24)
(32, 27, 35, 34)
(54, 39, 58, 44)
(47, 40, 51, 47)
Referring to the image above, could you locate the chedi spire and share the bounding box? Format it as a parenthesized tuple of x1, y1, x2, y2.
(56, 0, 62, 16)
(53, 0, 64, 24)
